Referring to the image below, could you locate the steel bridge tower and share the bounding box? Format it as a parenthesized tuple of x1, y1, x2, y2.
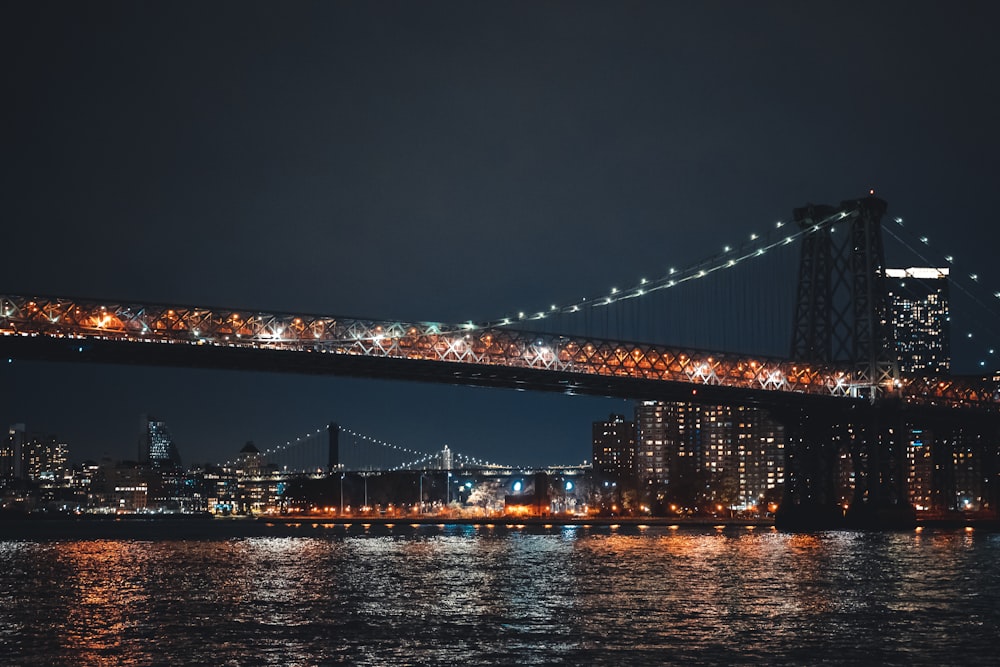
(790, 194, 898, 394)
(779, 194, 911, 528)
(327, 422, 340, 474)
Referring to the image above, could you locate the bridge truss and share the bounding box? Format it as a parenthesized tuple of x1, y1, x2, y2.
(0, 292, 995, 411)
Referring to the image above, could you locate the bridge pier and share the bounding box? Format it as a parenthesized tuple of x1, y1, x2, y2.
(775, 401, 1000, 530)
(843, 400, 915, 529)
(774, 406, 846, 530)
(909, 409, 1000, 517)
(774, 401, 920, 530)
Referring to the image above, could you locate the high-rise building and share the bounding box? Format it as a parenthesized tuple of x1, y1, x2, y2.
(635, 401, 700, 489)
(235, 441, 273, 514)
(2, 425, 68, 482)
(592, 414, 637, 481)
(885, 267, 950, 374)
(885, 268, 955, 511)
(237, 441, 264, 476)
(953, 432, 982, 511)
(906, 429, 934, 511)
(635, 401, 784, 509)
(22, 434, 69, 481)
(1, 424, 26, 481)
(733, 406, 785, 508)
(702, 406, 736, 503)
(141, 415, 182, 469)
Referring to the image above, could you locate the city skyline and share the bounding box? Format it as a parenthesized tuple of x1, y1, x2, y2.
(4, 2, 1000, 466)
(5, 6, 1000, 666)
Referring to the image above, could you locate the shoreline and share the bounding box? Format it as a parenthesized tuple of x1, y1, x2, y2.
(257, 515, 775, 527)
(3, 512, 997, 532)
(258, 515, 1000, 530)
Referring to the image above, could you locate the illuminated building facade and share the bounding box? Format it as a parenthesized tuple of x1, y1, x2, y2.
(702, 406, 736, 503)
(237, 441, 264, 476)
(733, 406, 785, 507)
(886, 268, 959, 511)
(635, 401, 699, 489)
(141, 415, 182, 469)
(698, 405, 784, 508)
(23, 434, 69, 481)
(953, 432, 982, 511)
(2, 425, 68, 482)
(235, 441, 276, 514)
(591, 414, 637, 481)
(635, 401, 784, 509)
(1, 424, 26, 481)
(885, 267, 950, 374)
(906, 429, 934, 511)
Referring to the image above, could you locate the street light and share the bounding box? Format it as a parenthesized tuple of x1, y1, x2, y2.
(340, 472, 345, 516)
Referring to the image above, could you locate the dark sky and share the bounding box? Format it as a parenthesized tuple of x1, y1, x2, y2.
(3, 1, 1000, 467)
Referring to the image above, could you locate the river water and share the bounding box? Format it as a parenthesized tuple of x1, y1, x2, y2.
(1, 521, 998, 665)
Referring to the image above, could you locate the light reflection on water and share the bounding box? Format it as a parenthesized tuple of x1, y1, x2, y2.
(1, 525, 999, 665)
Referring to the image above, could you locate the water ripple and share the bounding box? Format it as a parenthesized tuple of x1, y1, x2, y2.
(0, 525, 998, 665)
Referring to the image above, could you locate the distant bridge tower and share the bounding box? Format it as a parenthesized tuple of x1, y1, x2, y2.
(327, 422, 340, 473)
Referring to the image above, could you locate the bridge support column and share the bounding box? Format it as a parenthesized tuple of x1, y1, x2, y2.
(914, 411, 1000, 518)
(984, 428, 1000, 515)
(844, 401, 915, 529)
(774, 407, 846, 530)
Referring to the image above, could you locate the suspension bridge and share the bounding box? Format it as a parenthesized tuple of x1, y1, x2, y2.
(3, 194, 1000, 527)
(230, 422, 510, 474)
(223, 422, 587, 519)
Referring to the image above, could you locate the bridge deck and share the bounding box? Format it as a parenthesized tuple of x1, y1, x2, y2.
(2, 294, 995, 411)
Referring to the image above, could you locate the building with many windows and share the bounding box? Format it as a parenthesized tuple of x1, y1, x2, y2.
(2, 424, 69, 483)
(141, 414, 183, 469)
(23, 434, 69, 482)
(885, 267, 960, 512)
(885, 267, 950, 374)
(634, 401, 784, 510)
(635, 401, 700, 490)
(591, 414, 637, 481)
(1, 424, 26, 481)
(732, 406, 785, 508)
(906, 429, 935, 511)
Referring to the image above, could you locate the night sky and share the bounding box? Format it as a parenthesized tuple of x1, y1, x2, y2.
(3, 2, 999, 467)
